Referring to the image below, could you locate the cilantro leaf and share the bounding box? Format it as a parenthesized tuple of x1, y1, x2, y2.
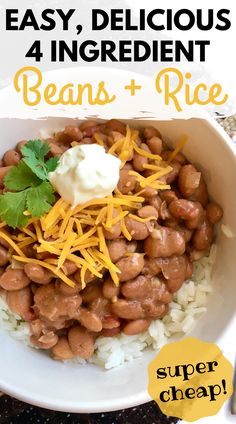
(21, 140, 50, 181)
(4, 162, 41, 191)
(45, 157, 59, 173)
(26, 182, 55, 217)
(0, 191, 28, 228)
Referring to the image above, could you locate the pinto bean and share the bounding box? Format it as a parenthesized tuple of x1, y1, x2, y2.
(90, 297, 111, 317)
(24, 263, 53, 285)
(107, 131, 124, 147)
(56, 279, 81, 296)
(161, 151, 187, 165)
(63, 125, 83, 143)
(189, 248, 209, 261)
(107, 239, 127, 263)
(103, 208, 122, 240)
(158, 256, 186, 281)
(34, 283, 82, 322)
(0, 269, 30, 291)
(68, 325, 95, 359)
(123, 319, 151, 335)
(0, 246, 9, 266)
(52, 337, 75, 360)
(62, 260, 78, 276)
(74, 269, 96, 285)
(31, 333, 58, 350)
(143, 126, 162, 139)
(165, 276, 185, 293)
(146, 136, 162, 155)
(121, 275, 151, 299)
(81, 282, 102, 304)
(178, 165, 201, 197)
(159, 201, 171, 220)
(118, 169, 136, 195)
(104, 119, 126, 135)
(165, 162, 181, 184)
(190, 176, 208, 207)
(111, 299, 145, 319)
(144, 227, 185, 258)
(100, 327, 121, 337)
(151, 278, 173, 304)
(16, 140, 27, 153)
(133, 151, 148, 171)
(206, 203, 223, 224)
(159, 190, 178, 205)
(138, 187, 158, 199)
(6, 286, 32, 320)
(142, 258, 162, 276)
(103, 276, 120, 299)
(169, 199, 204, 229)
(124, 217, 149, 240)
(149, 195, 162, 212)
(102, 315, 120, 329)
(3, 150, 21, 166)
(78, 308, 102, 332)
(185, 257, 193, 279)
(141, 299, 167, 318)
(79, 120, 98, 132)
(138, 205, 158, 219)
(177, 226, 193, 243)
(0, 166, 13, 187)
(116, 253, 145, 282)
(48, 141, 66, 157)
(192, 219, 213, 250)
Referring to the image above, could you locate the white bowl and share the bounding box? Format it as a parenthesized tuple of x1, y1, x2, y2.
(0, 116, 235, 414)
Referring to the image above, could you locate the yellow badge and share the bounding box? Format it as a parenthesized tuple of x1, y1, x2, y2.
(148, 337, 233, 422)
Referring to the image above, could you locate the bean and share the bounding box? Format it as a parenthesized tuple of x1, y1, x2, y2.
(63, 125, 83, 143)
(52, 337, 75, 360)
(118, 169, 136, 195)
(161, 151, 187, 165)
(79, 120, 98, 132)
(31, 333, 58, 350)
(48, 141, 66, 157)
(103, 276, 120, 299)
(121, 275, 151, 299)
(192, 219, 213, 250)
(74, 269, 96, 285)
(151, 279, 173, 304)
(107, 239, 127, 263)
(138, 187, 158, 199)
(111, 299, 145, 319)
(177, 226, 193, 243)
(158, 256, 186, 281)
(56, 279, 81, 296)
(190, 176, 209, 207)
(206, 203, 223, 224)
(62, 260, 78, 276)
(104, 119, 126, 135)
(144, 227, 185, 258)
(101, 327, 121, 337)
(159, 201, 171, 220)
(138, 205, 158, 219)
(143, 126, 162, 139)
(189, 248, 209, 261)
(0, 166, 13, 187)
(133, 151, 148, 171)
(165, 276, 185, 293)
(185, 257, 193, 279)
(123, 319, 151, 335)
(6, 286, 32, 320)
(146, 136, 162, 155)
(107, 131, 124, 147)
(78, 308, 102, 332)
(165, 162, 181, 184)
(116, 253, 144, 282)
(149, 196, 162, 212)
(90, 297, 111, 317)
(3, 150, 21, 166)
(178, 165, 201, 198)
(141, 299, 166, 318)
(81, 282, 102, 304)
(24, 263, 53, 285)
(124, 217, 149, 240)
(0, 246, 9, 266)
(102, 315, 120, 329)
(142, 258, 162, 276)
(16, 140, 27, 153)
(103, 208, 122, 240)
(169, 199, 204, 229)
(0, 269, 30, 291)
(68, 325, 95, 359)
(159, 190, 178, 205)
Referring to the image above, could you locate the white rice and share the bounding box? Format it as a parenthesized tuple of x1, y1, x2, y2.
(0, 244, 216, 370)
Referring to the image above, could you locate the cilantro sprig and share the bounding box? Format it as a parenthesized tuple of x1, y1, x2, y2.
(0, 140, 59, 228)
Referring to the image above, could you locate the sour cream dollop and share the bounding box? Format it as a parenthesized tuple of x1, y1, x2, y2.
(49, 144, 121, 207)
